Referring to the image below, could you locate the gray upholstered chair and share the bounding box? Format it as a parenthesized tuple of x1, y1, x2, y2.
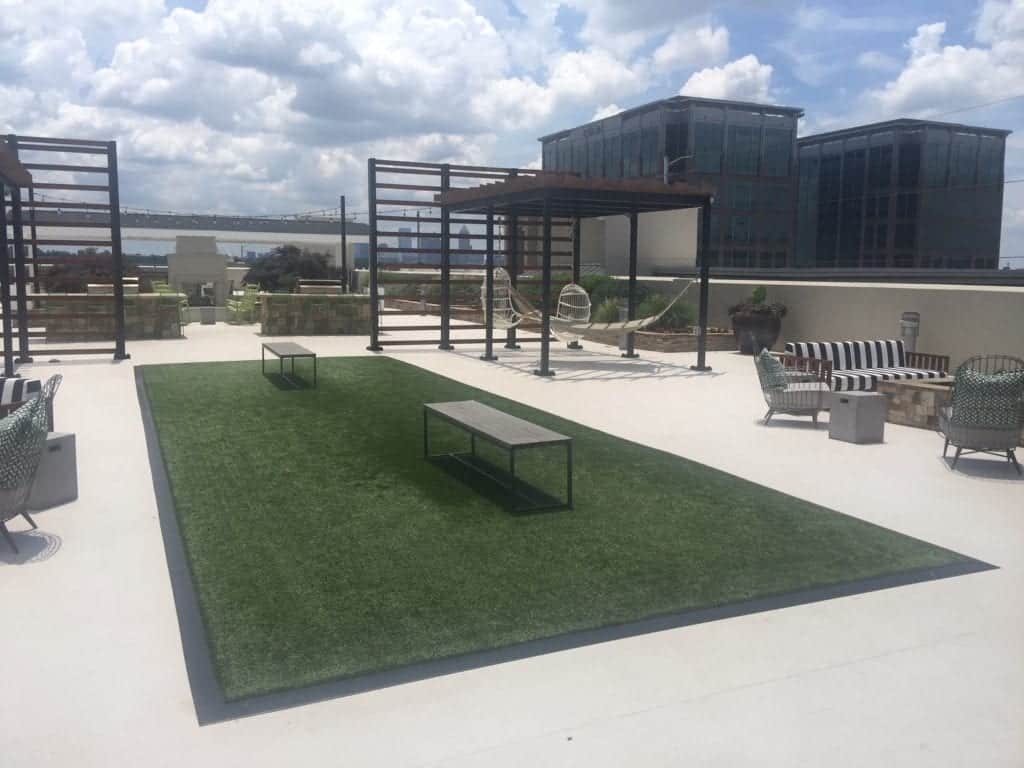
(754, 350, 830, 426)
(939, 354, 1024, 475)
(0, 374, 62, 553)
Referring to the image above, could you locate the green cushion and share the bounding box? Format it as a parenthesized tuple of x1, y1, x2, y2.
(952, 367, 1024, 429)
(757, 349, 788, 391)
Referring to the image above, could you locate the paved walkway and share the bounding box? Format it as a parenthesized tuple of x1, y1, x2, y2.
(2, 323, 1020, 766)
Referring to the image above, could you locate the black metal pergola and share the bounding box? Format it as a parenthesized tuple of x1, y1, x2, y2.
(439, 173, 716, 376)
(0, 141, 32, 376)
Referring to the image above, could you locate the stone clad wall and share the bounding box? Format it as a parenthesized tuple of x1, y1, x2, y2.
(259, 293, 371, 335)
(38, 294, 183, 341)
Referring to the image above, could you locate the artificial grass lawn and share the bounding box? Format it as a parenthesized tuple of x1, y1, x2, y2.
(142, 356, 968, 700)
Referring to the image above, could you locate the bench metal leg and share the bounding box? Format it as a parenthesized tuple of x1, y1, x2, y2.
(423, 408, 429, 457)
(313, 356, 317, 387)
(261, 346, 265, 376)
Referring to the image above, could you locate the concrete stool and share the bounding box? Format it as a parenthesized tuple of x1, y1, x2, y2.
(829, 392, 887, 444)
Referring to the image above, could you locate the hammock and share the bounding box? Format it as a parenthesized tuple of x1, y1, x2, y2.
(507, 280, 696, 336)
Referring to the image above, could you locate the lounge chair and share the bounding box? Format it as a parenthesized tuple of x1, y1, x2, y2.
(939, 354, 1024, 475)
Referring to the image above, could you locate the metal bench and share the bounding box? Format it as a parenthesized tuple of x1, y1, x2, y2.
(423, 400, 573, 511)
(261, 342, 317, 387)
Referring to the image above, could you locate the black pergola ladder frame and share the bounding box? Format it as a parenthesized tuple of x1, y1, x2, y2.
(2, 134, 129, 371)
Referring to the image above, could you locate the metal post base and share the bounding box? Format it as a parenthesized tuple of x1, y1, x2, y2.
(690, 364, 713, 371)
(480, 354, 499, 361)
(621, 352, 639, 359)
(114, 352, 131, 361)
(567, 341, 583, 350)
(504, 343, 521, 350)
(533, 368, 556, 377)
(366, 344, 383, 352)
(438, 344, 454, 351)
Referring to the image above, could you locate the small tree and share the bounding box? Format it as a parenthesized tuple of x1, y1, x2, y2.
(243, 245, 333, 292)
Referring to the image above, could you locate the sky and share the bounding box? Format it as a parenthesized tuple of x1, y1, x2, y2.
(2, 0, 1022, 265)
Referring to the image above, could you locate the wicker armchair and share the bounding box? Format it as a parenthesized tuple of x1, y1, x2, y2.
(939, 354, 1024, 474)
(0, 375, 62, 553)
(754, 351, 831, 426)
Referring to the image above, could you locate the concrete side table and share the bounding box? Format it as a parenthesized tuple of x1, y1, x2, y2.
(829, 391, 887, 444)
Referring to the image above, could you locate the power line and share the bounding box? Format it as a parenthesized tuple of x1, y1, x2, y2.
(930, 93, 1024, 119)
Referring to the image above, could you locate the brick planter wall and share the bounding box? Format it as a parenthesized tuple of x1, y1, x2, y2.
(259, 293, 371, 335)
(37, 294, 183, 341)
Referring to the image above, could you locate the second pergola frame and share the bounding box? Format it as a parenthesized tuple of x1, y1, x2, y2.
(367, 160, 716, 375)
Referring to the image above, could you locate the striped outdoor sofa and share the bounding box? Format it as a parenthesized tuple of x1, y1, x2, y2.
(783, 340, 949, 392)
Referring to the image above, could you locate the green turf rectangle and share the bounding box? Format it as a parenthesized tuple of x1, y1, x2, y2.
(141, 356, 970, 700)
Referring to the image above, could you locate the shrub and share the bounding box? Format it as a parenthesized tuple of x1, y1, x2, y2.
(579, 274, 652, 306)
(244, 245, 333, 293)
(593, 298, 622, 323)
(638, 295, 697, 331)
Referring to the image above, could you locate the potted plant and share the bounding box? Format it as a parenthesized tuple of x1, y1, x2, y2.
(728, 286, 787, 354)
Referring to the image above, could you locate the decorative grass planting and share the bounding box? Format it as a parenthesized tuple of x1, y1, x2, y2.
(142, 357, 971, 701)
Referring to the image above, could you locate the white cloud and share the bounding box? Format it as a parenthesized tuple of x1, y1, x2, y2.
(680, 54, 774, 102)
(864, 3, 1024, 118)
(591, 104, 623, 121)
(856, 50, 901, 71)
(652, 25, 729, 72)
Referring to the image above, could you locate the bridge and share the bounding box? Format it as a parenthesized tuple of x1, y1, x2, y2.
(25, 210, 370, 249)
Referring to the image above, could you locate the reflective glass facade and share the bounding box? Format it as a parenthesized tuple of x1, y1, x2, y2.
(539, 96, 802, 269)
(797, 120, 1008, 269)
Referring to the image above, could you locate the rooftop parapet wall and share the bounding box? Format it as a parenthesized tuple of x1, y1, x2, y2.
(698, 280, 1024, 368)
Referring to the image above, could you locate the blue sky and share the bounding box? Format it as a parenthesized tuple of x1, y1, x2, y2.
(3, 0, 1022, 263)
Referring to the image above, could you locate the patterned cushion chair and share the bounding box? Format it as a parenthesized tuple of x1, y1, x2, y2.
(0, 375, 62, 553)
(939, 354, 1024, 475)
(784, 339, 949, 392)
(754, 349, 830, 425)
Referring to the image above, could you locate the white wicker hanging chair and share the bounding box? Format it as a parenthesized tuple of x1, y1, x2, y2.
(554, 283, 591, 343)
(480, 267, 523, 329)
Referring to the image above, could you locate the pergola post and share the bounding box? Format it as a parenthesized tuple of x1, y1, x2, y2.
(622, 209, 639, 359)
(8, 182, 31, 363)
(0, 185, 14, 376)
(339, 194, 348, 293)
(691, 199, 713, 372)
(107, 141, 129, 361)
(481, 209, 497, 361)
(366, 159, 382, 351)
(505, 213, 520, 350)
(566, 217, 583, 350)
(438, 163, 453, 350)
(534, 198, 555, 377)
(571, 218, 581, 283)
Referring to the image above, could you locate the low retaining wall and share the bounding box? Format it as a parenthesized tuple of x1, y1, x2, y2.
(259, 293, 371, 335)
(36, 293, 183, 341)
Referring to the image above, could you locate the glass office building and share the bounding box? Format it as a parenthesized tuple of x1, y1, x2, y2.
(539, 96, 804, 268)
(797, 120, 1010, 269)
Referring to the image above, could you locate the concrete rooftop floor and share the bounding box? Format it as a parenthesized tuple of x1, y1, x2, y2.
(2, 322, 1021, 767)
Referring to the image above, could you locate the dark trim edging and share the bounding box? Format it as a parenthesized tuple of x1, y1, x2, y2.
(135, 366, 996, 726)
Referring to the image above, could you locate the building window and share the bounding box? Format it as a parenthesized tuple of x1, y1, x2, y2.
(640, 127, 659, 176)
(867, 144, 893, 189)
(542, 141, 557, 171)
(731, 181, 755, 211)
(893, 252, 915, 268)
(694, 121, 723, 173)
(894, 222, 916, 249)
(977, 135, 1002, 186)
(923, 132, 949, 187)
(587, 135, 603, 179)
(876, 223, 888, 248)
(557, 139, 571, 171)
(950, 133, 979, 187)
(726, 124, 759, 175)
(762, 128, 791, 176)
(665, 122, 688, 166)
(604, 135, 621, 178)
(898, 139, 922, 187)
(896, 193, 918, 219)
(622, 131, 641, 177)
(877, 195, 889, 218)
(572, 138, 587, 176)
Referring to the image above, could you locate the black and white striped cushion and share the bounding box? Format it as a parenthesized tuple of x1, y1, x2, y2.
(831, 367, 945, 392)
(0, 377, 42, 406)
(784, 339, 906, 371)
